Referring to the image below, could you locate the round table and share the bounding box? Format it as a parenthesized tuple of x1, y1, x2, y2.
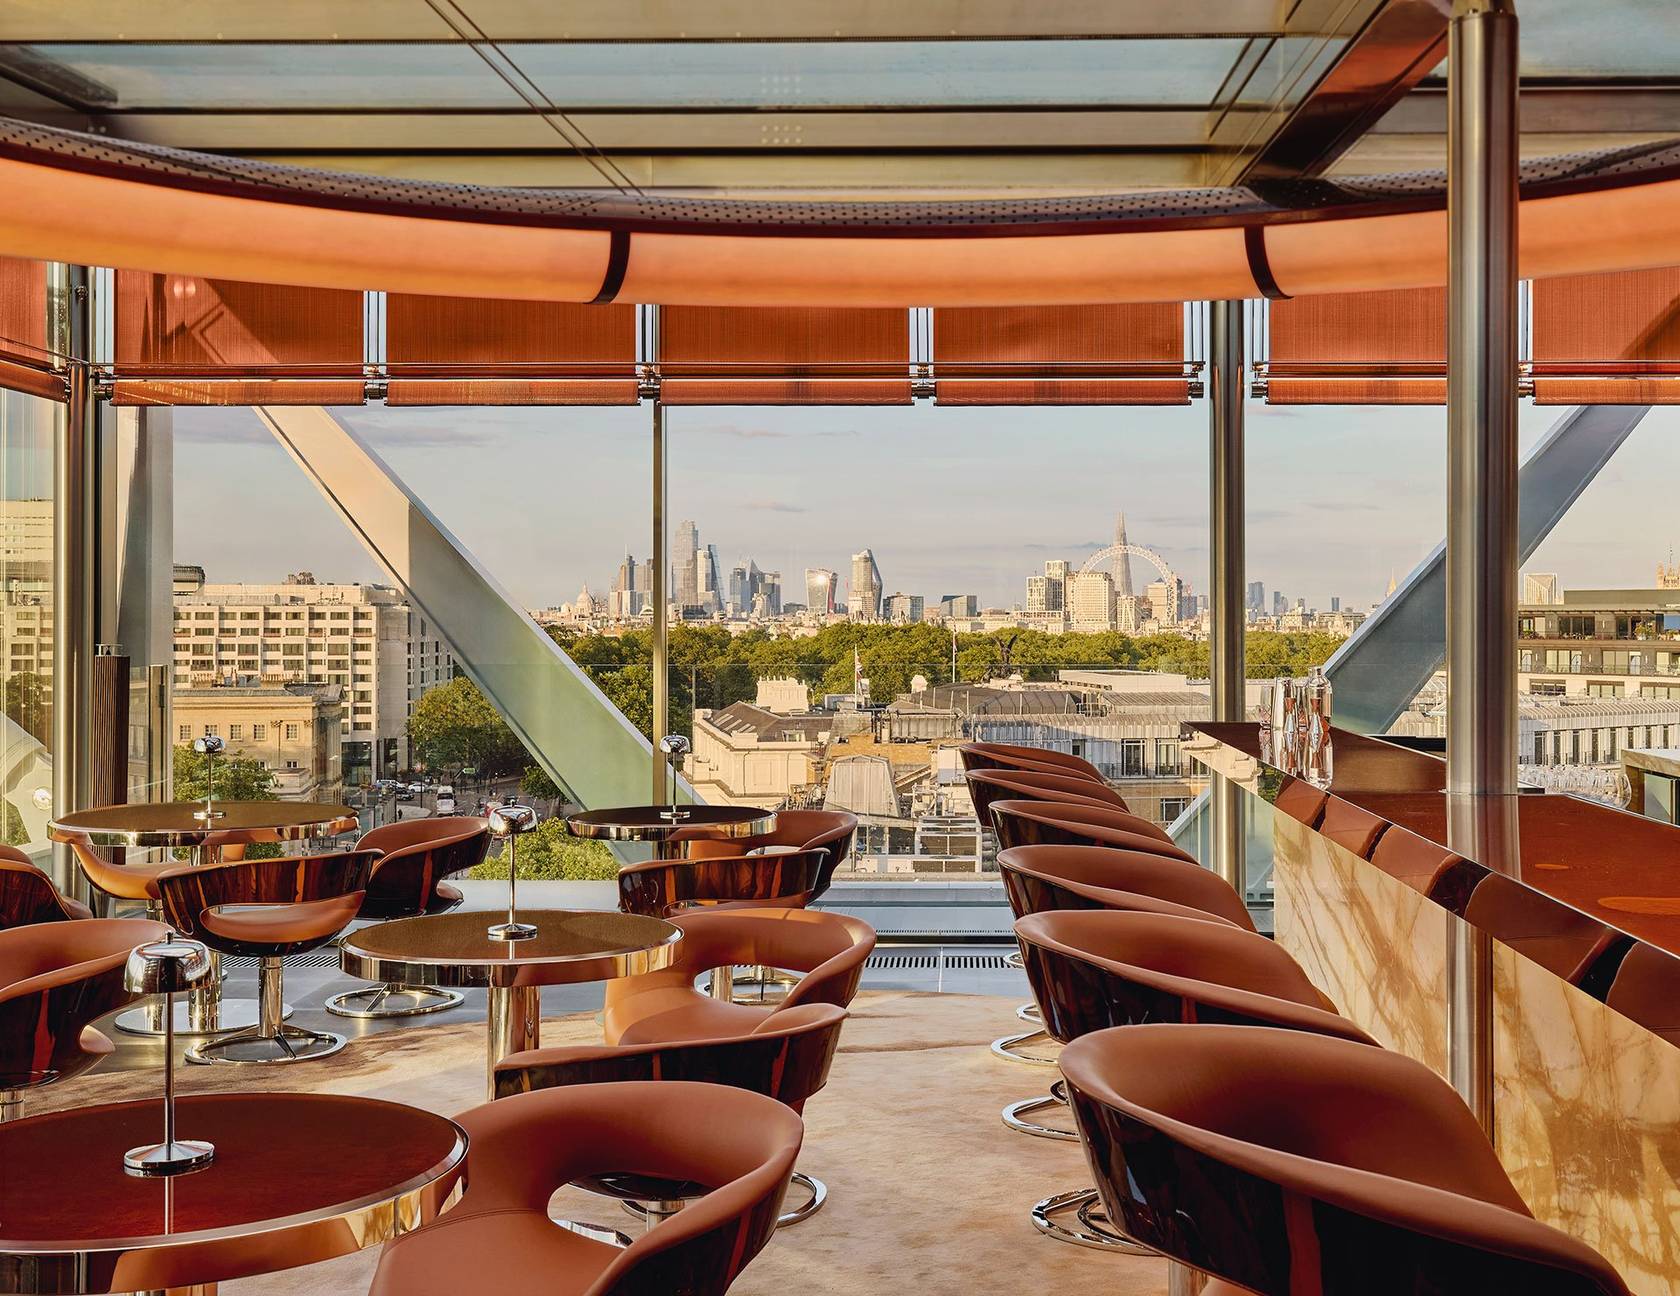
(0, 1091, 465, 1294)
(340, 909, 682, 1098)
(49, 801, 358, 1037)
(566, 804, 776, 856)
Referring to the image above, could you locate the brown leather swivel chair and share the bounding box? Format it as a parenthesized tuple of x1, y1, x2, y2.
(989, 799, 1192, 860)
(370, 1080, 802, 1296)
(604, 907, 875, 1047)
(671, 809, 858, 900)
(0, 846, 92, 928)
(965, 769, 1131, 827)
(497, 1002, 847, 1226)
(326, 816, 491, 1020)
(1019, 909, 1369, 1253)
(0, 916, 168, 1120)
(157, 851, 374, 1065)
(618, 847, 827, 919)
(999, 844, 1255, 932)
(66, 835, 171, 919)
(1061, 1024, 1630, 1295)
(959, 742, 1109, 784)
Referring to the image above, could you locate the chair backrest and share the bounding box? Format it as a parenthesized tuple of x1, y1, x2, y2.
(495, 1002, 848, 1112)
(357, 816, 491, 912)
(1060, 1024, 1630, 1296)
(66, 836, 159, 903)
(959, 742, 1106, 782)
(1462, 873, 1617, 986)
(966, 769, 1129, 825)
(1607, 943, 1680, 1046)
(998, 844, 1255, 931)
(618, 848, 827, 917)
(674, 811, 858, 898)
(989, 799, 1195, 863)
(1015, 909, 1365, 1045)
(156, 850, 376, 957)
(0, 917, 167, 1087)
(0, 849, 86, 928)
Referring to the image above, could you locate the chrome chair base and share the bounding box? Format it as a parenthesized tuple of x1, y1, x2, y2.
(186, 1022, 346, 1066)
(1003, 1078, 1078, 1141)
(325, 983, 464, 1020)
(729, 964, 797, 1005)
(1005, 949, 1024, 970)
(1032, 1188, 1157, 1254)
(990, 1026, 1060, 1067)
(619, 1171, 827, 1230)
(555, 1219, 634, 1248)
(1016, 1002, 1042, 1023)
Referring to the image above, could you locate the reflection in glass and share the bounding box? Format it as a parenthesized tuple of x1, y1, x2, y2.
(0, 388, 55, 855)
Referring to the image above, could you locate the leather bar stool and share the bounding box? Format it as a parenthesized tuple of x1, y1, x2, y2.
(966, 769, 1131, 827)
(1607, 943, 1680, 1046)
(497, 1002, 847, 1227)
(0, 916, 168, 1120)
(326, 815, 491, 1019)
(959, 742, 1109, 784)
(1018, 909, 1372, 1253)
(1060, 1023, 1630, 1295)
(989, 799, 1192, 859)
(370, 1080, 802, 1296)
(671, 809, 858, 900)
(0, 845, 92, 928)
(157, 850, 374, 1064)
(618, 847, 827, 919)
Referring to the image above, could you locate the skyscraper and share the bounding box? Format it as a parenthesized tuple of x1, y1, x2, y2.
(1522, 572, 1561, 605)
(610, 552, 645, 617)
(1112, 511, 1135, 599)
(849, 549, 883, 619)
(805, 568, 837, 614)
(700, 544, 724, 614)
(1246, 580, 1265, 612)
(672, 520, 699, 609)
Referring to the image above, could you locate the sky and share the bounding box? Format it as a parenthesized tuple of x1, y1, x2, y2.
(169, 399, 1680, 614)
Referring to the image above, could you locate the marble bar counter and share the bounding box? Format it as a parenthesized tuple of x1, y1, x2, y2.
(1184, 721, 1680, 1296)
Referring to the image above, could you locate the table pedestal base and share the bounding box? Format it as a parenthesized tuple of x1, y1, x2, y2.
(487, 984, 541, 1100)
(116, 997, 293, 1038)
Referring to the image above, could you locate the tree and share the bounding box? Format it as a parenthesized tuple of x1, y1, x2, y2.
(520, 764, 560, 800)
(172, 744, 283, 858)
(407, 676, 529, 777)
(469, 817, 618, 881)
(3, 672, 48, 743)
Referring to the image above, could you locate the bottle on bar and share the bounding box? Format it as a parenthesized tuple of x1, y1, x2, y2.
(1304, 665, 1334, 788)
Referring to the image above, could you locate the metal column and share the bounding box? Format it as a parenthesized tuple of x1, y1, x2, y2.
(49, 265, 96, 901)
(1207, 300, 1246, 897)
(651, 399, 670, 801)
(1444, 0, 1519, 1135)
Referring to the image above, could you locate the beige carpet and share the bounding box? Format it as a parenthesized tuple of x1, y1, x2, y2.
(49, 992, 1167, 1295)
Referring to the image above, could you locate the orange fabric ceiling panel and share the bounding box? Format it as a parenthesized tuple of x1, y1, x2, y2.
(1530, 267, 1680, 403)
(658, 306, 910, 405)
(0, 256, 62, 400)
(1264, 286, 1446, 404)
(932, 304, 1187, 404)
(385, 295, 638, 404)
(113, 272, 364, 405)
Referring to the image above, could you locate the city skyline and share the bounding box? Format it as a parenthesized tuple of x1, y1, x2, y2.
(168, 401, 1680, 613)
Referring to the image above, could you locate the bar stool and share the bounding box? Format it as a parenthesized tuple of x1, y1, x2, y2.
(958, 742, 1109, 784)
(0, 845, 92, 928)
(157, 851, 374, 1064)
(496, 1001, 847, 1227)
(326, 815, 491, 1019)
(618, 847, 828, 919)
(1016, 908, 1369, 1253)
(370, 1081, 802, 1296)
(966, 769, 1132, 827)
(0, 917, 168, 1120)
(989, 799, 1193, 860)
(1060, 1023, 1630, 1295)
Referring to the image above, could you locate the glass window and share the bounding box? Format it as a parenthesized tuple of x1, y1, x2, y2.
(252, 723, 267, 740)
(228, 723, 243, 740)
(178, 724, 190, 742)
(285, 723, 299, 740)
(203, 724, 217, 737)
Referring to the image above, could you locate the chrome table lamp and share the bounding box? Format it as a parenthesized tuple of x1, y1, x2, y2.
(486, 802, 539, 942)
(192, 734, 227, 823)
(658, 733, 691, 822)
(123, 933, 216, 1175)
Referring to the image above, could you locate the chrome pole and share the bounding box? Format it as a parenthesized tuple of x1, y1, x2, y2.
(1208, 300, 1247, 898)
(651, 399, 670, 802)
(1445, 0, 1519, 1137)
(486, 983, 541, 1100)
(50, 265, 96, 902)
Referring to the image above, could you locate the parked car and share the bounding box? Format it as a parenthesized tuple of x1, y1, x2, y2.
(435, 786, 456, 814)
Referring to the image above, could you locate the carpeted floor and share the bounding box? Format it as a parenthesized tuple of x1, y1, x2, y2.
(45, 992, 1167, 1295)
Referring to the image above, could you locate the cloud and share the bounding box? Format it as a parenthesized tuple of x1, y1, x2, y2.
(694, 422, 788, 440)
(743, 500, 807, 513)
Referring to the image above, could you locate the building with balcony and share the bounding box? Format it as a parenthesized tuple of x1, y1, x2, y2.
(1518, 587, 1680, 699)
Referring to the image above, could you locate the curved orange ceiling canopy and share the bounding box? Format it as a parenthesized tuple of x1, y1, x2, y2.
(2, 120, 1680, 306)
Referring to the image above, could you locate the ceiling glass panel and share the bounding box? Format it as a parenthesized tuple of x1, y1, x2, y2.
(1515, 0, 1680, 77)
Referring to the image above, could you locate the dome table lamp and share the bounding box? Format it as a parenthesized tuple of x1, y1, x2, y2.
(123, 933, 215, 1176)
(486, 803, 539, 942)
(658, 734, 691, 822)
(191, 734, 227, 823)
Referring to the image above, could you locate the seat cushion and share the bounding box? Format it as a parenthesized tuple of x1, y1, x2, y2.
(372, 1204, 619, 1296)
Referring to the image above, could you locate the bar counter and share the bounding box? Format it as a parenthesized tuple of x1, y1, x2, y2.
(1184, 721, 1680, 1296)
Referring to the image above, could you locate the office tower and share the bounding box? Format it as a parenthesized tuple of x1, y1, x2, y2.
(805, 568, 837, 614)
(1246, 580, 1265, 611)
(885, 593, 924, 623)
(1522, 572, 1562, 605)
(1068, 572, 1116, 631)
(700, 544, 724, 614)
(1026, 575, 1052, 613)
(610, 552, 644, 617)
(938, 594, 979, 619)
(1044, 559, 1069, 611)
(1112, 511, 1135, 598)
(849, 548, 883, 619)
(1146, 576, 1183, 627)
(1272, 590, 1287, 616)
(1330, 595, 1341, 613)
(760, 570, 782, 615)
(672, 520, 699, 609)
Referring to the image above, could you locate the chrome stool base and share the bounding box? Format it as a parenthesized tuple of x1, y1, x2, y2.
(556, 1219, 634, 1248)
(1032, 1188, 1157, 1254)
(730, 965, 797, 1005)
(990, 1026, 1059, 1067)
(1016, 1002, 1041, 1023)
(620, 1172, 827, 1230)
(186, 1022, 346, 1066)
(325, 983, 464, 1020)
(1003, 1078, 1077, 1141)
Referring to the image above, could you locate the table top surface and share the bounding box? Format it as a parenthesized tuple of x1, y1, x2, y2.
(339, 907, 682, 987)
(0, 1092, 464, 1293)
(49, 801, 358, 847)
(566, 804, 775, 841)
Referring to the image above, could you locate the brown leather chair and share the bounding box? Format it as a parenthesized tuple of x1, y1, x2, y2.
(0, 846, 92, 928)
(66, 835, 171, 918)
(1463, 872, 1619, 986)
(671, 809, 858, 900)
(497, 1002, 847, 1227)
(326, 816, 491, 1020)
(157, 851, 374, 1065)
(604, 907, 874, 1048)
(989, 799, 1192, 861)
(959, 742, 1108, 784)
(0, 916, 168, 1120)
(618, 847, 827, 919)
(1607, 943, 1680, 1046)
(965, 769, 1131, 827)
(1061, 1024, 1630, 1295)
(370, 1080, 802, 1296)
